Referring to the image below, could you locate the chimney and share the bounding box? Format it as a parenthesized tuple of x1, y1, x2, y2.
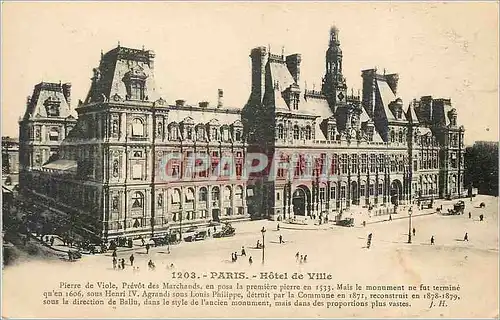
(286, 54, 302, 84)
(361, 69, 377, 118)
(217, 89, 224, 108)
(62, 83, 72, 106)
(250, 46, 268, 104)
(385, 74, 399, 95)
(175, 99, 186, 107)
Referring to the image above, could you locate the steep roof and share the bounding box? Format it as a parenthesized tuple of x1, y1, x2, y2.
(23, 82, 77, 120)
(376, 79, 397, 121)
(405, 104, 419, 123)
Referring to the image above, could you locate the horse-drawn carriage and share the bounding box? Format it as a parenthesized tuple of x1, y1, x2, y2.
(335, 217, 354, 227)
(151, 231, 181, 247)
(442, 200, 465, 215)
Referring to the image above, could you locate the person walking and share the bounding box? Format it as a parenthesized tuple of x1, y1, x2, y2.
(303, 255, 308, 263)
(248, 256, 253, 265)
(468, 212, 471, 219)
(140, 236, 145, 247)
(231, 253, 235, 262)
(389, 214, 392, 221)
(113, 257, 117, 269)
(412, 228, 416, 237)
(279, 235, 283, 244)
(234, 252, 238, 262)
(241, 246, 246, 256)
(300, 255, 303, 263)
(129, 254, 135, 266)
(464, 232, 469, 242)
(145, 243, 150, 254)
(121, 258, 125, 269)
(112, 249, 117, 258)
(295, 252, 300, 262)
(277, 223, 280, 231)
(430, 236, 435, 245)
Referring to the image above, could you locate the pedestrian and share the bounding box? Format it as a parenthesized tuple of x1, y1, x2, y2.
(129, 254, 135, 266)
(234, 252, 238, 262)
(464, 232, 468, 242)
(121, 258, 125, 269)
(277, 223, 280, 231)
(248, 256, 253, 265)
(468, 212, 471, 219)
(480, 214, 484, 221)
(214, 226, 217, 233)
(279, 235, 283, 244)
(430, 236, 435, 245)
(389, 214, 392, 221)
(295, 252, 300, 262)
(208, 229, 211, 237)
(300, 255, 303, 263)
(113, 257, 117, 269)
(145, 243, 150, 254)
(256, 240, 261, 249)
(112, 249, 117, 258)
(141, 236, 145, 246)
(412, 228, 416, 237)
(231, 253, 235, 262)
(241, 246, 246, 256)
(362, 221, 366, 227)
(304, 255, 307, 263)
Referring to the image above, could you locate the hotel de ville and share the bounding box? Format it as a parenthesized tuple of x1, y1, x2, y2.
(18, 26, 466, 242)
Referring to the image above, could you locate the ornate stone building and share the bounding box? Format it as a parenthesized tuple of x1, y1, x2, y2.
(20, 46, 248, 241)
(19, 26, 466, 240)
(243, 26, 466, 220)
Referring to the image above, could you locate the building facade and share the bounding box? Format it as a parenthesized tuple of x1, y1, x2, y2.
(243, 26, 466, 220)
(20, 46, 248, 241)
(19, 26, 466, 241)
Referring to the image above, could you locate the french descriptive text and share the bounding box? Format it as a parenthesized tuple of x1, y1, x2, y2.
(42, 272, 461, 310)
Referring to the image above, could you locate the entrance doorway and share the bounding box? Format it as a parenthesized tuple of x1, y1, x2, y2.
(212, 209, 220, 222)
(390, 180, 403, 206)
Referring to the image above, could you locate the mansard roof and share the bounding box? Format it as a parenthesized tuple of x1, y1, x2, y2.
(22, 82, 77, 121)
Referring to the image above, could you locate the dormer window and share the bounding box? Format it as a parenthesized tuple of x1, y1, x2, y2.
(277, 124, 284, 139)
(305, 125, 312, 140)
(44, 96, 61, 117)
(196, 125, 205, 141)
(123, 67, 148, 101)
(49, 127, 60, 141)
(169, 123, 178, 141)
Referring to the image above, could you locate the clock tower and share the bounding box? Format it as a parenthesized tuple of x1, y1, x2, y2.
(321, 25, 348, 113)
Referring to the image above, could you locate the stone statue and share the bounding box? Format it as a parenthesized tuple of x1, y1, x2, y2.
(113, 159, 119, 177)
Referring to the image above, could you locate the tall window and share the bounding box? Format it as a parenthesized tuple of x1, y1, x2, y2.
(224, 186, 232, 201)
(331, 154, 338, 174)
(305, 126, 312, 140)
(132, 191, 144, 209)
(235, 186, 243, 200)
(132, 119, 144, 137)
(341, 154, 348, 174)
(361, 154, 368, 173)
(49, 128, 59, 141)
(169, 124, 178, 140)
(330, 185, 336, 200)
(340, 185, 346, 199)
(277, 124, 284, 139)
(351, 154, 358, 173)
(319, 187, 325, 201)
(131, 82, 145, 100)
(369, 154, 376, 172)
(185, 188, 195, 202)
(293, 125, 300, 140)
(199, 187, 208, 202)
(212, 186, 220, 202)
(211, 127, 218, 140)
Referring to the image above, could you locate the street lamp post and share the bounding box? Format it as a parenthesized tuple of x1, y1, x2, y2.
(407, 207, 413, 244)
(261, 227, 266, 264)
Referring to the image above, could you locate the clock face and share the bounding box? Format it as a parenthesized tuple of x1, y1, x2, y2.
(337, 92, 345, 101)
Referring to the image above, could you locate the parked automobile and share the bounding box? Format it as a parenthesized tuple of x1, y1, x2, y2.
(184, 230, 208, 242)
(213, 223, 236, 238)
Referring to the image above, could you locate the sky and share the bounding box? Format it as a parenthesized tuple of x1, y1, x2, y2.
(2, 2, 498, 145)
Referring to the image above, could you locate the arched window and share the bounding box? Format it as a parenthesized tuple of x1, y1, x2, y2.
(224, 186, 232, 201)
(235, 186, 243, 200)
(305, 126, 312, 140)
(390, 130, 395, 142)
(398, 131, 403, 143)
(169, 124, 178, 141)
(277, 124, 284, 139)
(235, 130, 242, 141)
(132, 119, 144, 137)
(171, 189, 181, 204)
(293, 125, 300, 140)
(132, 191, 144, 209)
(185, 188, 195, 202)
(199, 187, 208, 202)
(212, 186, 220, 201)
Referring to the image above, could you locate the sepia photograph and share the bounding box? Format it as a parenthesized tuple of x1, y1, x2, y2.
(1, 1, 499, 318)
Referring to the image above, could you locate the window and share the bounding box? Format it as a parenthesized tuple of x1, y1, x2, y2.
(235, 130, 242, 141)
(378, 183, 383, 196)
(196, 126, 205, 141)
(370, 154, 376, 172)
(351, 154, 358, 173)
(131, 82, 145, 100)
(186, 127, 193, 140)
(169, 124, 178, 140)
(211, 127, 218, 140)
(132, 191, 144, 209)
(222, 127, 230, 141)
(330, 186, 336, 200)
(369, 184, 374, 196)
(212, 187, 220, 201)
(340, 186, 346, 199)
(341, 154, 348, 174)
(305, 126, 312, 140)
(235, 186, 243, 200)
(319, 187, 325, 201)
(398, 130, 404, 143)
(361, 154, 367, 173)
(293, 125, 300, 140)
(276, 192, 280, 201)
(171, 189, 181, 204)
(224, 186, 232, 201)
(360, 184, 366, 198)
(329, 126, 335, 140)
(331, 154, 338, 174)
(277, 124, 284, 139)
(49, 128, 59, 141)
(199, 187, 208, 202)
(132, 164, 142, 180)
(132, 119, 144, 137)
(185, 188, 195, 202)
(390, 130, 395, 143)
